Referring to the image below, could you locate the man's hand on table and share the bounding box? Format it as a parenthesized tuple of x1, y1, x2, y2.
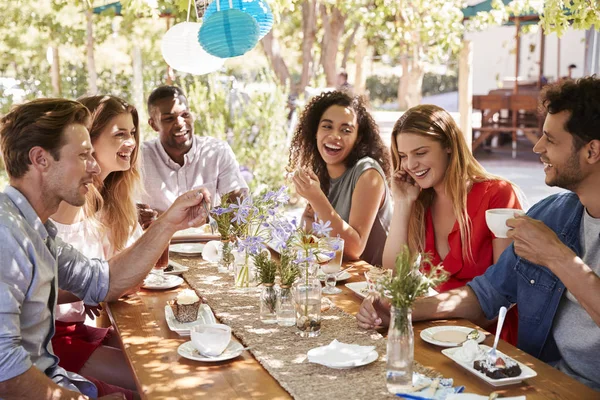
(356, 295, 390, 329)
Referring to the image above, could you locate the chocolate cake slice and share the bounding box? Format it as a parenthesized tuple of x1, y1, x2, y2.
(473, 357, 522, 379)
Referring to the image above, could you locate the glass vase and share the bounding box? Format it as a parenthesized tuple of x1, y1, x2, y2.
(259, 284, 278, 324)
(218, 239, 234, 274)
(276, 285, 296, 327)
(293, 264, 322, 337)
(233, 249, 256, 289)
(386, 306, 414, 394)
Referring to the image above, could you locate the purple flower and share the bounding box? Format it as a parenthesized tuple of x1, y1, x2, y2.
(312, 218, 332, 237)
(237, 235, 265, 255)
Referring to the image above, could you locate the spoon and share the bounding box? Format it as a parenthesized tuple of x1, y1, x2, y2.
(487, 306, 508, 363)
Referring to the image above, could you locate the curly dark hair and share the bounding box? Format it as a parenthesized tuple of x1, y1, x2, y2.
(540, 75, 600, 150)
(288, 91, 391, 193)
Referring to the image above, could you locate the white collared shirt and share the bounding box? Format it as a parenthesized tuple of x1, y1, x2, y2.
(140, 135, 248, 211)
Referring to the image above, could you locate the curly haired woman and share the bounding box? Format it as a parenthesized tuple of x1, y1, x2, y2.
(288, 91, 392, 266)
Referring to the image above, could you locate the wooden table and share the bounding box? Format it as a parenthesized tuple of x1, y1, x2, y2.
(107, 259, 598, 399)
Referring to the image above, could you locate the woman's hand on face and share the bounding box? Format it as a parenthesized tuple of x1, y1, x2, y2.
(292, 168, 324, 203)
(391, 169, 421, 203)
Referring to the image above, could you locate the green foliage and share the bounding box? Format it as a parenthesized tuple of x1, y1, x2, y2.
(379, 246, 449, 310)
(182, 73, 289, 193)
(366, 72, 458, 106)
(366, 75, 399, 105)
(254, 252, 278, 284)
(278, 249, 300, 286)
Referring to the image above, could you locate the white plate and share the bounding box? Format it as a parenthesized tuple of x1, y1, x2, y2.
(172, 225, 220, 242)
(317, 269, 352, 282)
(142, 274, 183, 290)
(164, 304, 217, 336)
(169, 243, 205, 256)
(177, 340, 244, 362)
(420, 326, 486, 347)
(442, 345, 537, 387)
(310, 350, 379, 369)
(345, 281, 369, 298)
(163, 260, 189, 275)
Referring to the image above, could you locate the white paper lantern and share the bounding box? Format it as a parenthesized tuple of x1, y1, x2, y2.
(161, 22, 225, 75)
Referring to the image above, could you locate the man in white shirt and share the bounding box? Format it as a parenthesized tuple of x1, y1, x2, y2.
(140, 86, 248, 217)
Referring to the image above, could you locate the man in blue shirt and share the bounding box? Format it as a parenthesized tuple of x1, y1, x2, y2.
(0, 99, 210, 399)
(357, 76, 600, 390)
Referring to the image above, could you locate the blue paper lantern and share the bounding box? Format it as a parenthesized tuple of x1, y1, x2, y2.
(203, 0, 273, 39)
(199, 9, 260, 58)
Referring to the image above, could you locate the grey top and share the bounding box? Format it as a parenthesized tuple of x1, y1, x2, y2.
(327, 157, 392, 266)
(0, 186, 110, 396)
(552, 207, 600, 390)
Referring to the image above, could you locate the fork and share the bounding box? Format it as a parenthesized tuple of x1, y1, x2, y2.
(202, 200, 218, 235)
(487, 306, 508, 363)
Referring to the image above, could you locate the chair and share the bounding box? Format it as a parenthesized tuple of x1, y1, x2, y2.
(509, 94, 544, 155)
(472, 95, 512, 152)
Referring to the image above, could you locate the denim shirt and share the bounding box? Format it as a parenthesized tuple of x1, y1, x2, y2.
(0, 186, 110, 397)
(468, 191, 583, 362)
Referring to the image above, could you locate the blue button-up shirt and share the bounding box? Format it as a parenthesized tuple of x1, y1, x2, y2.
(0, 186, 110, 397)
(468, 191, 583, 363)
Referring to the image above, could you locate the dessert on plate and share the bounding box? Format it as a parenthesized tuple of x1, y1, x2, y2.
(168, 289, 201, 323)
(474, 356, 522, 379)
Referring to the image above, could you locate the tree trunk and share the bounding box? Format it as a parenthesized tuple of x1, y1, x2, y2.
(398, 56, 410, 110)
(50, 45, 61, 97)
(353, 39, 369, 96)
(398, 56, 424, 110)
(261, 31, 291, 87)
(85, 8, 98, 94)
(298, 0, 317, 94)
(132, 43, 147, 141)
(320, 4, 346, 87)
(341, 23, 360, 70)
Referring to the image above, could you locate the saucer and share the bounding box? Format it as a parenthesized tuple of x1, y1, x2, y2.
(317, 269, 352, 282)
(142, 274, 183, 290)
(169, 243, 204, 256)
(177, 340, 244, 362)
(420, 326, 486, 347)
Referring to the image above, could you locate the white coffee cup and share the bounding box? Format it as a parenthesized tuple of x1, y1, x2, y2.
(191, 324, 231, 357)
(485, 208, 526, 238)
(203, 240, 223, 262)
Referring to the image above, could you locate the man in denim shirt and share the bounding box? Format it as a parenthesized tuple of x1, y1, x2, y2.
(0, 99, 210, 399)
(357, 76, 600, 390)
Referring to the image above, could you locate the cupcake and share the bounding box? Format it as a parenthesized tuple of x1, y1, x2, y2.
(169, 289, 201, 323)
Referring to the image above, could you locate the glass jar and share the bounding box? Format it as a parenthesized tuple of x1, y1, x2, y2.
(386, 306, 414, 393)
(293, 264, 322, 337)
(233, 249, 256, 289)
(259, 284, 278, 324)
(276, 285, 295, 327)
(218, 239, 234, 273)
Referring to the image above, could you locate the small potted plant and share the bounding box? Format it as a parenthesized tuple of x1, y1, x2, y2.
(276, 249, 300, 327)
(379, 246, 448, 394)
(254, 252, 279, 324)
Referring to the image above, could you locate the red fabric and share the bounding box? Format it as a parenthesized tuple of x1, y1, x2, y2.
(85, 375, 137, 400)
(423, 180, 520, 345)
(52, 321, 111, 373)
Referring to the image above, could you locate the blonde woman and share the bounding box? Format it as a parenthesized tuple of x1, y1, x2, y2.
(382, 104, 522, 344)
(51, 95, 142, 395)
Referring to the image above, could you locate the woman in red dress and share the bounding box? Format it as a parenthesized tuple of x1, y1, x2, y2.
(382, 104, 522, 344)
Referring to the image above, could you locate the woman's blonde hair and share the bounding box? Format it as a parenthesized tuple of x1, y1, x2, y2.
(390, 104, 510, 261)
(78, 95, 141, 253)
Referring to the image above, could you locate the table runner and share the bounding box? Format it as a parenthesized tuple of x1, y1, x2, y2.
(178, 255, 440, 399)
